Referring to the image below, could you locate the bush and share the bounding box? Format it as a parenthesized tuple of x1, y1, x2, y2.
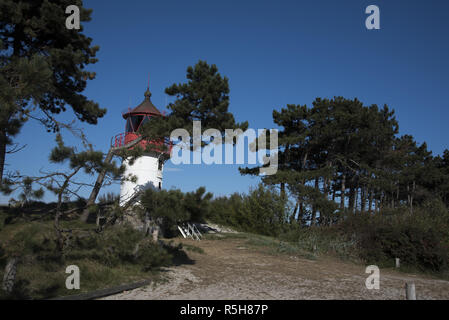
(280, 225, 358, 260)
(208, 184, 291, 237)
(0, 221, 183, 299)
(0, 244, 6, 268)
(206, 193, 244, 227)
(0, 210, 5, 231)
(134, 240, 173, 271)
(65, 225, 174, 270)
(340, 204, 449, 272)
(141, 186, 213, 236)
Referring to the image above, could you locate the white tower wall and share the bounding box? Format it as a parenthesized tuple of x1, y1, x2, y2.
(120, 153, 163, 206)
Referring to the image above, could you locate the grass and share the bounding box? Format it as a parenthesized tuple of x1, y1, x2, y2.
(243, 233, 317, 260)
(203, 225, 449, 281)
(204, 231, 317, 260)
(0, 208, 187, 300)
(182, 244, 205, 254)
(7, 257, 157, 299)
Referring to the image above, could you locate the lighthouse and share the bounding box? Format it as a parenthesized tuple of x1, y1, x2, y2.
(112, 86, 171, 206)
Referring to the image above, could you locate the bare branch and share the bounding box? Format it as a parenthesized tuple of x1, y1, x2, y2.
(6, 143, 27, 154)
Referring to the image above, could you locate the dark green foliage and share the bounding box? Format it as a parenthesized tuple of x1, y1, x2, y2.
(0, 243, 6, 268)
(164, 61, 248, 140)
(141, 188, 188, 223)
(240, 96, 449, 230)
(208, 184, 290, 237)
(235, 185, 289, 236)
(0, 0, 105, 127)
(0, 209, 6, 231)
(141, 186, 213, 234)
(134, 241, 173, 271)
(279, 226, 356, 259)
(341, 204, 449, 272)
(0, 0, 105, 182)
(205, 193, 245, 227)
(0, 220, 181, 298)
(183, 187, 213, 222)
(65, 226, 173, 270)
(207, 185, 449, 272)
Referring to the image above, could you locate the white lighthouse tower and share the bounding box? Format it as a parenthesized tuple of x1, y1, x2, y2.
(112, 87, 171, 206)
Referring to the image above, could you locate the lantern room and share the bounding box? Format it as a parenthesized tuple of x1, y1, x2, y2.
(122, 88, 162, 146)
(111, 87, 171, 155)
(124, 88, 161, 130)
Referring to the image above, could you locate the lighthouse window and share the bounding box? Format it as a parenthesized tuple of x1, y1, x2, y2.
(126, 115, 144, 132)
(158, 182, 161, 190)
(158, 159, 163, 171)
(140, 116, 150, 128)
(125, 118, 133, 132)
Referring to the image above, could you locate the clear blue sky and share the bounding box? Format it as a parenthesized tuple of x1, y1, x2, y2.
(2, 0, 449, 203)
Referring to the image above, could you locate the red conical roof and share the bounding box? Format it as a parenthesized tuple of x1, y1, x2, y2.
(123, 88, 162, 118)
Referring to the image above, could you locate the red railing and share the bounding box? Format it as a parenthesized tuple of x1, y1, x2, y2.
(111, 132, 172, 155)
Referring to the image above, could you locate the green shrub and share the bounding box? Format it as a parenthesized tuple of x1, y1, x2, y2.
(134, 240, 173, 271)
(64, 226, 173, 270)
(0, 210, 5, 231)
(279, 225, 358, 260)
(207, 193, 245, 227)
(208, 184, 291, 237)
(0, 221, 185, 299)
(0, 244, 6, 268)
(340, 205, 449, 272)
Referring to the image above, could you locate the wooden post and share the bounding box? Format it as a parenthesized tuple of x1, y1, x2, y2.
(395, 258, 400, 268)
(406, 282, 416, 300)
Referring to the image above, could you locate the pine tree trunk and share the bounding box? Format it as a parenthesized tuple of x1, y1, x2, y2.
(311, 177, 319, 226)
(379, 192, 384, 213)
(407, 183, 411, 212)
(391, 191, 394, 208)
(349, 187, 354, 212)
(397, 185, 400, 204)
(410, 180, 415, 215)
(292, 201, 299, 222)
(0, 130, 7, 184)
(81, 135, 144, 222)
(298, 201, 304, 223)
(361, 186, 366, 213)
(374, 193, 378, 213)
(80, 148, 114, 222)
(323, 178, 328, 199)
(340, 173, 346, 209)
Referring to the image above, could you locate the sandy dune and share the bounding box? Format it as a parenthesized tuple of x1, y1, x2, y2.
(103, 237, 449, 300)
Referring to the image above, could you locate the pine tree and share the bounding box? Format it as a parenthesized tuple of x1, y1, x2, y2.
(0, 0, 105, 182)
(240, 97, 400, 225)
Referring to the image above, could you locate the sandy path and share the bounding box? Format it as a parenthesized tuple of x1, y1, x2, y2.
(103, 237, 449, 300)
